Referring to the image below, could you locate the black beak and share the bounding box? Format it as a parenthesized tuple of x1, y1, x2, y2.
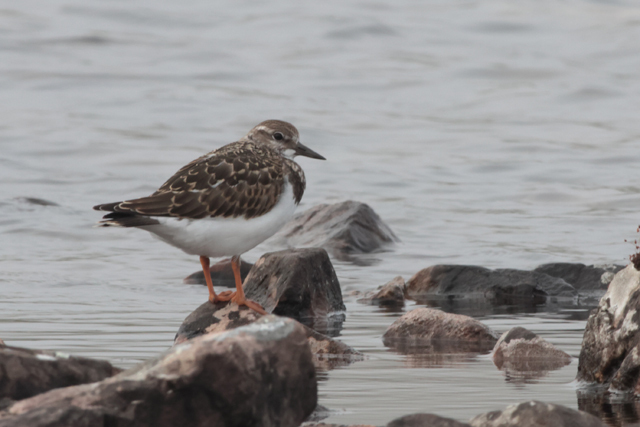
(294, 142, 326, 160)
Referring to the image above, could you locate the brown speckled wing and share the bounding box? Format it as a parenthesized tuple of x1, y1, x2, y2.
(95, 141, 285, 220)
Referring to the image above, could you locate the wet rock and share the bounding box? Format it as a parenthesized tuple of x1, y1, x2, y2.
(302, 424, 375, 427)
(175, 301, 362, 370)
(534, 263, 624, 293)
(383, 308, 498, 354)
(272, 201, 398, 262)
(577, 264, 640, 391)
(174, 300, 263, 344)
(357, 276, 405, 307)
(469, 400, 605, 427)
(183, 258, 253, 288)
(405, 265, 576, 305)
(492, 327, 571, 377)
(387, 413, 471, 427)
(243, 248, 345, 325)
(305, 325, 365, 370)
(0, 316, 317, 427)
(0, 344, 121, 401)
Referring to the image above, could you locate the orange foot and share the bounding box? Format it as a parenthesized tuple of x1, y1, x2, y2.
(217, 291, 267, 315)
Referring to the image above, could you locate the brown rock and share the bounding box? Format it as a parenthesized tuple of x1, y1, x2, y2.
(175, 301, 362, 370)
(243, 248, 345, 325)
(382, 308, 498, 354)
(406, 265, 575, 306)
(0, 316, 317, 427)
(577, 264, 640, 391)
(470, 400, 605, 427)
(0, 344, 121, 401)
(302, 424, 375, 427)
(357, 276, 405, 308)
(387, 413, 471, 427)
(183, 257, 253, 287)
(272, 201, 398, 263)
(492, 327, 571, 378)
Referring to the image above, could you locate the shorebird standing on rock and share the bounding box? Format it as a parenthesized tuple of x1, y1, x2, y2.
(94, 120, 325, 315)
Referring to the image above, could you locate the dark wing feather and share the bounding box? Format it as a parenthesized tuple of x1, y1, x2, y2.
(93, 141, 285, 221)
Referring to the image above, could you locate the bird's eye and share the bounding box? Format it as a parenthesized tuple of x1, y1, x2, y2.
(273, 132, 284, 141)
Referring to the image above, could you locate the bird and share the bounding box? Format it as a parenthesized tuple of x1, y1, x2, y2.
(94, 120, 325, 315)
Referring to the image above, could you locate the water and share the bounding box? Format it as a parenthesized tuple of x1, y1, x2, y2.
(2, 0, 640, 425)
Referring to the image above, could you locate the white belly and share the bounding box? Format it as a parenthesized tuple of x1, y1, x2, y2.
(142, 182, 297, 258)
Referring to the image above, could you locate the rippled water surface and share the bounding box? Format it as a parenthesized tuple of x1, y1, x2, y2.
(2, 0, 640, 425)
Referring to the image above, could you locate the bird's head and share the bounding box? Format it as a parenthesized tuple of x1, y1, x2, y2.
(244, 120, 326, 160)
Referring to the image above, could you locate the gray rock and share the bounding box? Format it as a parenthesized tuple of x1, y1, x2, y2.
(387, 413, 471, 427)
(577, 264, 640, 390)
(357, 276, 405, 307)
(175, 301, 363, 371)
(272, 201, 398, 263)
(492, 327, 571, 377)
(469, 400, 605, 427)
(0, 344, 121, 401)
(0, 316, 317, 427)
(301, 424, 375, 427)
(243, 248, 346, 326)
(183, 258, 253, 288)
(383, 308, 499, 354)
(534, 263, 624, 293)
(406, 265, 576, 305)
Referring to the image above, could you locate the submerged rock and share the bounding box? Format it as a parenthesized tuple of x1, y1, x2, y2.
(0, 316, 317, 427)
(577, 264, 640, 391)
(469, 400, 605, 427)
(357, 276, 405, 307)
(183, 258, 253, 288)
(492, 327, 571, 377)
(383, 308, 498, 354)
(405, 265, 576, 305)
(387, 413, 471, 427)
(175, 301, 362, 370)
(534, 263, 623, 294)
(0, 344, 121, 401)
(272, 201, 398, 262)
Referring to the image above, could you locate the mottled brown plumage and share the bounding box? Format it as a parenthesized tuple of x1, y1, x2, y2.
(94, 120, 319, 222)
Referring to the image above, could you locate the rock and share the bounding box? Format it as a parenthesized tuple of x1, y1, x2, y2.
(175, 301, 362, 370)
(243, 248, 346, 328)
(183, 258, 253, 287)
(357, 276, 405, 307)
(405, 265, 576, 305)
(0, 344, 121, 401)
(387, 413, 471, 427)
(305, 324, 365, 370)
(272, 201, 398, 263)
(469, 400, 606, 427)
(383, 308, 498, 354)
(0, 316, 317, 427)
(534, 263, 624, 293)
(301, 424, 375, 427)
(174, 300, 263, 344)
(576, 264, 640, 391)
(492, 327, 571, 378)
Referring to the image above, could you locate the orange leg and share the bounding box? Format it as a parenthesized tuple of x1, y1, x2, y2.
(200, 256, 220, 303)
(217, 255, 267, 315)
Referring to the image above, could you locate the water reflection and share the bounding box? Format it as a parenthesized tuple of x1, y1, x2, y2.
(577, 390, 640, 427)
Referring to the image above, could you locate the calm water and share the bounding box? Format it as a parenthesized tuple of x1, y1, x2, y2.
(2, 0, 640, 425)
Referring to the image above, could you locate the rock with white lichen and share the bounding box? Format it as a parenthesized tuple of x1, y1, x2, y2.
(577, 264, 640, 392)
